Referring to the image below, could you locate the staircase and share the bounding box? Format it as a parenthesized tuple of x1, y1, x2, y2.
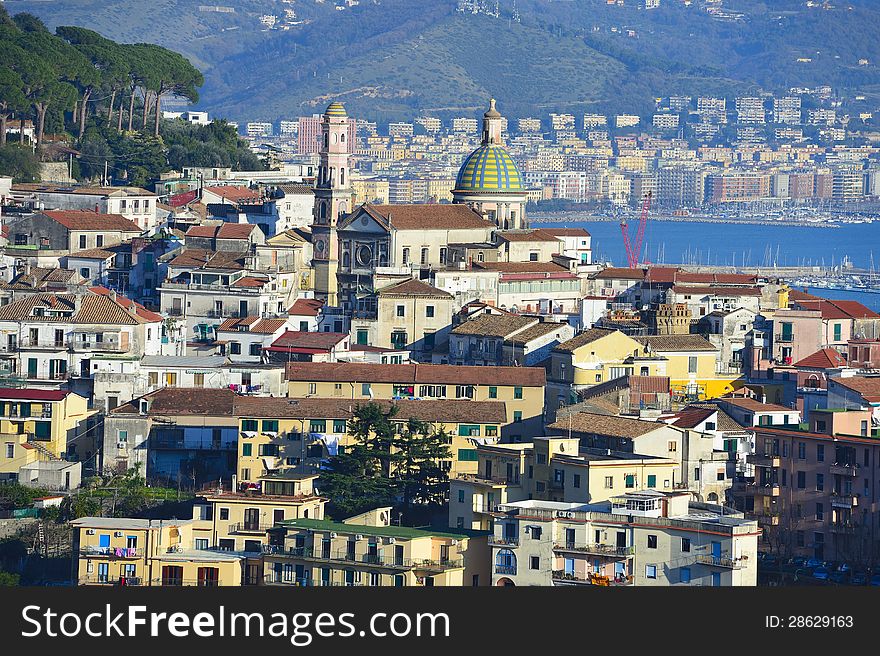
(27, 439, 63, 462)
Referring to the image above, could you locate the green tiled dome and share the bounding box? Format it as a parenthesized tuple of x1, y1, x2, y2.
(324, 102, 347, 117)
(455, 144, 524, 193)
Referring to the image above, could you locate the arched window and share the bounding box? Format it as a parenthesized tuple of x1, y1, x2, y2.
(402, 248, 410, 265)
(320, 202, 327, 220)
(477, 251, 485, 262)
(341, 133, 346, 143)
(707, 492, 718, 503)
(495, 549, 516, 574)
(420, 247, 429, 265)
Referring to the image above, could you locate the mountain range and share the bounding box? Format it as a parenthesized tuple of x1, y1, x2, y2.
(7, 0, 880, 124)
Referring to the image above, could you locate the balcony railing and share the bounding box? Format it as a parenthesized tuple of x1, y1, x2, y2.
(78, 576, 142, 586)
(80, 546, 143, 558)
(150, 437, 237, 451)
(228, 522, 275, 534)
(153, 579, 221, 587)
(775, 333, 794, 343)
(495, 565, 517, 575)
(747, 454, 781, 468)
(829, 463, 859, 477)
(70, 340, 127, 352)
(553, 543, 634, 557)
(488, 536, 519, 547)
(265, 545, 463, 570)
(695, 555, 745, 569)
(551, 570, 591, 584)
(18, 338, 69, 350)
(830, 523, 857, 534)
(830, 492, 859, 508)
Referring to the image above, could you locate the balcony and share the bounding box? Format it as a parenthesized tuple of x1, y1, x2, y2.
(830, 523, 857, 535)
(227, 522, 275, 534)
(775, 333, 794, 343)
(553, 543, 634, 557)
(695, 554, 745, 569)
(18, 338, 69, 350)
(80, 546, 143, 558)
(830, 493, 859, 509)
(495, 565, 517, 575)
(70, 340, 127, 353)
(747, 454, 781, 468)
(755, 513, 780, 527)
(551, 570, 591, 585)
(78, 576, 142, 586)
(830, 463, 859, 477)
(266, 546, 463, 570)
(488, 535, 519, 548)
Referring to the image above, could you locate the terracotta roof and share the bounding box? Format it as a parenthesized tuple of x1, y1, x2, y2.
(186, 223, 258, 240)
(0, 292, 158, 325)
(788, 289, 823, 302)
(542, 228, 591, 238)
(88, 286, 163, 322)
(796, 299, 880, 320)
(358, 203, 492, 231)
(0, 268, 78, 291)
(268, 331, 348, 351)
(666, 406, 716, 429)
(794, 348, 847, 369)
(204, 185, 261, 203)
(65, 247, 115, 260)
(451, 314, 536, 338)
(506, 322, 571, 345)
(42, 210, 142, 232)
(0, 388, 70, 402)
(554, 328, 618, 353)
(377, 278, 453, 298)
(688, 403, 746, 432)
(284, 361, 546, 387)
(218, 317, 288, 334)
(719, 397, 795, 413)
(672, 285, 762, 297)
(636, 334, 717, 352)
(548, 411, 667, 439)
(288, 299, 324, 317)
(496, 229, 561, 243)
(832, 376, 880, 403)
(168, 249, 246, 270)
(231, 276, 269, 288)
(592, 267, 646, 281)
(113, 388, 506, 424)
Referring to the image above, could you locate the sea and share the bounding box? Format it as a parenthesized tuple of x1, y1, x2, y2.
(539, 218, 880, 311)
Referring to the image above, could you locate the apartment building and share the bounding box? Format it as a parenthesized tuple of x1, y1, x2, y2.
(0, 388, 95, 487)
(263, 510, 489, 588)
(729, 410, 880, 564)
(449, 437, 677, 531)
(10, 184, 159, 231)
(488, 492, 758, 587)
(284, 361, 545, 441)
(235, 396, 507, 483)
(72, 517, 246, 587)
(449, 314, 574, 367)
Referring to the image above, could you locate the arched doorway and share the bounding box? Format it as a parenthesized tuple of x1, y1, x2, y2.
(496, 577, 515, 587)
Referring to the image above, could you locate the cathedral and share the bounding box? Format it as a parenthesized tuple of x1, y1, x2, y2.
(452, 98, 529, 230)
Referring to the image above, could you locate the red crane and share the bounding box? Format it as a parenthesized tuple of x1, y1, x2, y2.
(620, 191, 652, 268)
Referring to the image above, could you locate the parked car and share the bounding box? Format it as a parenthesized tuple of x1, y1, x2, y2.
(812, 566, 830, 581)
(805, 558, 825, 569)
(837, 562, 851, 573)
(788, 557, 807, 568)
(829, 570, 847, 584)
(869, 573, 880, 586)
(852, 571, 867, 585)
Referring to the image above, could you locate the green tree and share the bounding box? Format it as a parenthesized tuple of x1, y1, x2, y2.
(394, 419, 451, 513)
(0, 571, 20, 586)
(0, 143, 40, 182)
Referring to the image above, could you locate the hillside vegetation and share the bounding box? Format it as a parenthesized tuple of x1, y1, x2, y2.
(7, 0, 880, 122)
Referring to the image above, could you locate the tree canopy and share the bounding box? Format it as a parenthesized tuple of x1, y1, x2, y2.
(0, 8, 256, 184)
(319, 403, 452, 523)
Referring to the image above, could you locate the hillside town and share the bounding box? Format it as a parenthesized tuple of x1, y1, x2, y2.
(2, 95, 880, 591)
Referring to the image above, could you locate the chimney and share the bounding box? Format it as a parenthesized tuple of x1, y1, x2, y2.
(109, 289, 117, 302)
(95, 203, 99, 213)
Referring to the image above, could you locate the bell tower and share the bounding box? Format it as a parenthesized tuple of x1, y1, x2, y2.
(312, 101, 351, 306)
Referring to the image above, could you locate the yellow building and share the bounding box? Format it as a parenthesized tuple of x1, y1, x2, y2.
(449, 437, 677, 531)
(235, 396, 509, 484)
(0, 388, 95, 485)
(72, 517, 246, 587)
(284, 361, 546, 441)
(635, 334, 736, 400)
(262, 506, 490, 586)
